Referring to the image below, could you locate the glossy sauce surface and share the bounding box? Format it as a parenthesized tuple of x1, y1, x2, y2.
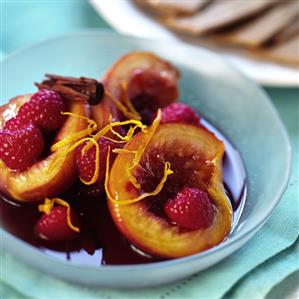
(0, 119, 246, 265)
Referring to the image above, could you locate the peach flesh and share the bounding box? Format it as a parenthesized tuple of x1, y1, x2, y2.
(91, 51, 179, 127)
(0, 95, 31, 128)
(91, 94, 118, 131)
(127, 69, 179, 123)
(0, 95, 90, 202)
(135, 145, 214, 218)
(108, 123, 232, 258)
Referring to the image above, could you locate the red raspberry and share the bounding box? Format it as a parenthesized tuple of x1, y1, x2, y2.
(164, 187, 214, 230)
(4, 116, 29, 130)
(160, 103, 200, 125)
(75, 137, 119, 184)
(0, 123, 44, 171)
(36, 206, 80, 241)
(18, 89, 66, 132)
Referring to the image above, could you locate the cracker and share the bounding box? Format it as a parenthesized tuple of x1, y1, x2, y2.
(135, 0, 208, 16)
(256, 33, 299, 66)
(271, 19, 299, 44)
(213, 1, 299, 48)
(164, 0, 276, 35)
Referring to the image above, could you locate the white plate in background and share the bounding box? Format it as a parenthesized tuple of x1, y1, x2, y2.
(90, 0, 299, 87)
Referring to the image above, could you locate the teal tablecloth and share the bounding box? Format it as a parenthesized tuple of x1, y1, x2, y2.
(1, 2, 298, 299)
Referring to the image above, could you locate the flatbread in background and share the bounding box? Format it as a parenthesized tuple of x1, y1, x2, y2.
(214, 1, 299, 48)
(135, 0, 209, 16)
(134, 0, 299, 66)
(164, 0, 277, 35)
(271, 20, 299, 44)
(254, 34, 299, 65)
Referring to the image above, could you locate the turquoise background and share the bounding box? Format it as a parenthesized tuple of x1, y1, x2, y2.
(1, 1, 298, 299)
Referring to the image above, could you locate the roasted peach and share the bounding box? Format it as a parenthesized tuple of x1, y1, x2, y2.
(0, 95, 90, 202)
(92, 51, 180, 125)
(0, 95, 31, 128)
(91, 93, 118, 130)
(107, 123, 232, 258)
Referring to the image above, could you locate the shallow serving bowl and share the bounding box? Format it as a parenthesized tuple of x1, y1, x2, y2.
(0, 30, 291, 288)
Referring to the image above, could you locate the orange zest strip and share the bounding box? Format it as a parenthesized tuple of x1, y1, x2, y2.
(127, 109, 161, 189)
(102, 123, 143, 144)
(110, 127, 124, 140)
(51, 137, 99, 185)
(120, 80, 141, 120)
(80, 138, 100, 185)
(51, 112, 97, 152)
(47, 136, 94, 174)
(38, 198, 80, 233)
(107, 114, 125, 140)
(48, 113, 147, 184)
(112, 148, 137, 155)
(124, 125, 142, 141)
(94, 118, 146, 140)
(38, 198, 54, 214)
(102, 135, 127, 144)
(105, 147, 173, 205)
(83, 118, 147, 152)
(110, 124, 143, 142)
(105, 90, 141, 120)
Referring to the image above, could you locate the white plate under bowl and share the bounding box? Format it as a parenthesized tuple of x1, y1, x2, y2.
(91, 0, 299, 87)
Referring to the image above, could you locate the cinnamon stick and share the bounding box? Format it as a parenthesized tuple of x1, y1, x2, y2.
(36, 74, 104, 105)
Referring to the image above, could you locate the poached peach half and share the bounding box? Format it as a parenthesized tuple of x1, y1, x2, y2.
(92, 51, 180, 126)
(107, 123, 232, 258)
(0, 95, 90, 202)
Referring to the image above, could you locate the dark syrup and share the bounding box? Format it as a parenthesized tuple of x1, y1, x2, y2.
(0, 119, 246, 265)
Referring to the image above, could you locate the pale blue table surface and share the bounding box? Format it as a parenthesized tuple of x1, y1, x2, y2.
(1, 1, 298, 299)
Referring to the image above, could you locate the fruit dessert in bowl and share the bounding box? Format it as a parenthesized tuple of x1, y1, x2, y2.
(0, 51, 241, 264)
(1, 34, 290, 287)
(0, 89, 89, 201)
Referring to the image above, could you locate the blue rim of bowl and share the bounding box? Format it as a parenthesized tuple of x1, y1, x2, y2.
(0, 29, 292, 271)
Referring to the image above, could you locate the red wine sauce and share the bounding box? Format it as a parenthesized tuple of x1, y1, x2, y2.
(0, 119, 246, 265)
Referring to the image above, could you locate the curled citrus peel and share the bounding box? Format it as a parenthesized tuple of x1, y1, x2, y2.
(113, 148, 138, 155)
(120, 80, 141, 120)
(80, 118, 147, 184)
(50, 136, 100, 185)
(48, 110, 172, 203)
(46, 112, 98, 176)
(51, 112, 97, 152)
(105, 149, 173, 205)
(104, 114, 130, 144)
(79, 138, 100, 185)
(84, 118, 147, 152)
(102, 135, 127, 144)
(105, 84, 141, 121)
(50, 113, 147, 186)
(38, 198, 80, 233)
(96, 116, 146, 144)
(104, 109, 174, 205)
(127, 109, 162, 189)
